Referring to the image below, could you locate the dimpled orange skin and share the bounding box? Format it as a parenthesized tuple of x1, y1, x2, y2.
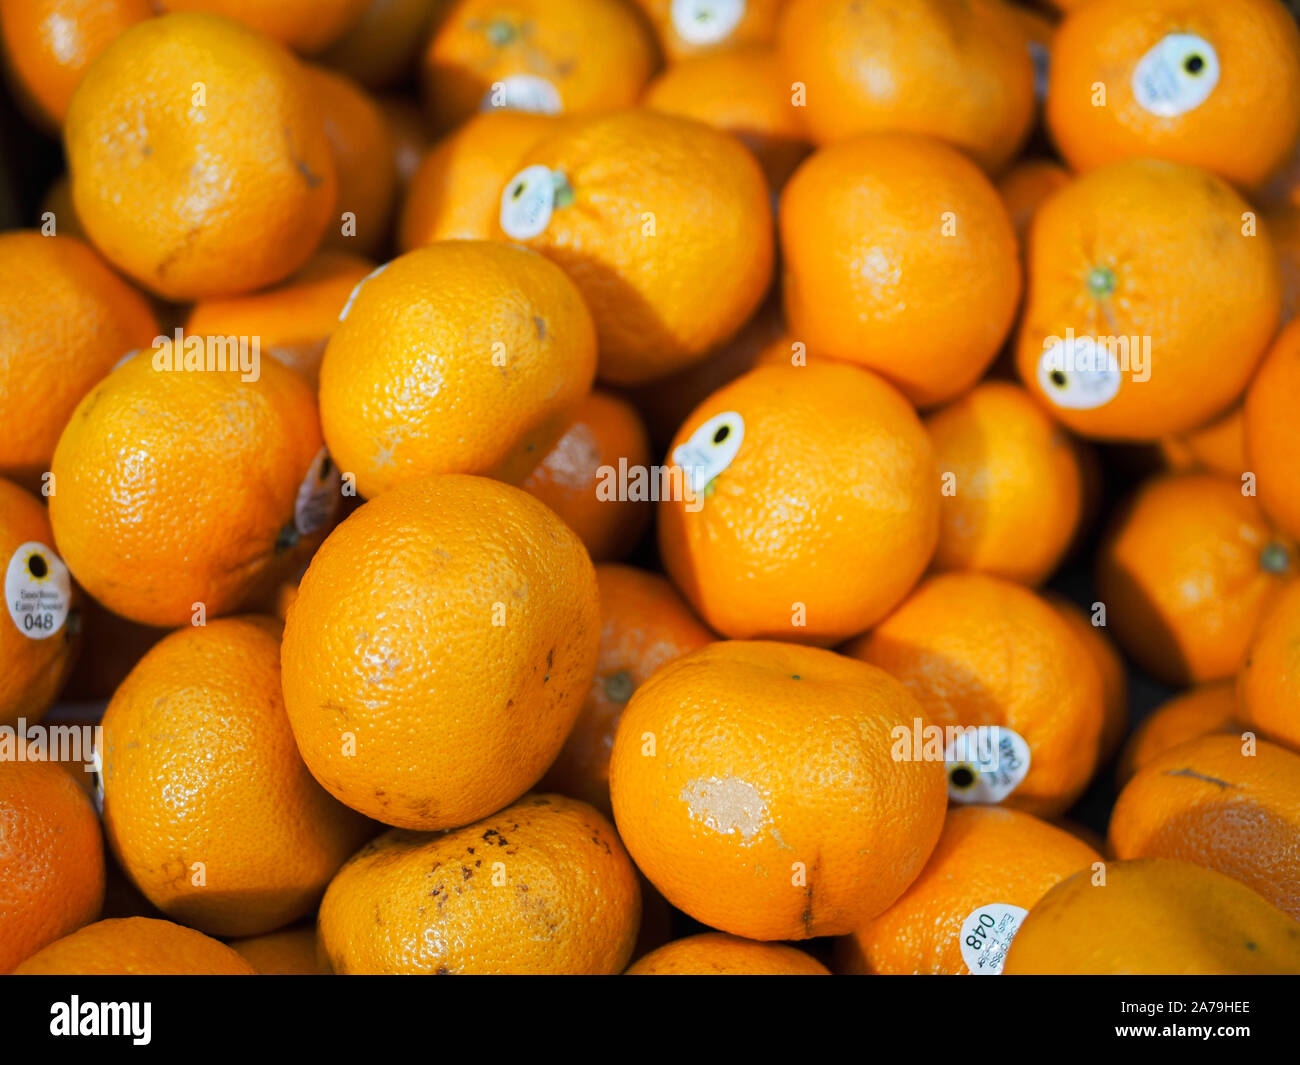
(780, 134, 1021, 409)
(50, 352, 331, 628)
(422, 0, 654, 132)
(64, 13, 337, 301)
(777, 0, 1034, 172)
(925, 382, 1083, 585)
(626, 933, 830, 976)
(319, 794, 640, 974)
(1044, 593, 1128, 766)
(0, 479, 81, 728)
(320, 242, 596, 500)
(1047, 0, 1300, 191)
(541, 564, 714, 816)
(1003, 858, 1300, 975)
(1015, 159, 1281, 441)
(1096, 473, 1295, 687)
(841, 807, 1100, 976)
(1246, 318, 1300, 541)
(101, 618, 374, 937)
(0, 761, 104, 974)
(1117, 682, 1240, 786)
(281, 475, 600, 830)
(609, 641, 948, 941)
(846, 573, 1105, 818)
(631, 0, 783, 61)
(660, 363, 939, 645)
(996, 159, 1070, 247)
(306, 66, 397, 257)
(503, 109, 774, 386)
(520, 392, 652, 563)
(399, 110, 558, 248)
(13, 917, 257, 975)
(1109, 736, 1300, 920)
(1239, 581, 1300, 753)
(642, 47, 809, 190)
(151, 0, 370, 53)
(185, 250, 375, 389)
(0, 0, 152, 129)
(229, 926, 327, 975)
(0, 232, 158, 489)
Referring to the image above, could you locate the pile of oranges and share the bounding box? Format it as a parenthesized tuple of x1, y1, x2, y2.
(2, 0, 1300, 977)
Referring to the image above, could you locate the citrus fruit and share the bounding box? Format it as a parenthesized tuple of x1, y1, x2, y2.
(1095, 473, 1294, 686)
(659, 363, 939, 644)
(497, 108, 774, 385)
(319, 240, 596, 499)
(1245, 317, 1300, 541)
(65, 12, 337, 300)
(1240, 581, 1300, 753)
(0, 761, 104, 973)
(631, 0, 783, 61)
(609, 640, 948, 940)
(229, 926, 327, 975)
(318, 0, 444, 88)
(12, 916, 257, 975)
(319, 794, 640, 974)
(281, 474, 600, 829)
(0, 231, 158, 489)
(1117, 683, 1240, 786)
(1160, 404, 1248, 479)
(996, 158, 1069, 246)
(780, 133, 1021, 408)
(1044, 593, 1129, 766)
(150, 0, 370, 53)
(626, 934, 830, 976)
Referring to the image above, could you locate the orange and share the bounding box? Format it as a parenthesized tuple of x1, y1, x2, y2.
(101, 617, 374, 937)
(846, 573, 1105, 817)
(1159, 403, 1248, 479)
(0, 478, 80, 728)
(150, 0, 370, 53)
(13, 916, 257, 975)
(626, 934, 830, 976)
(229, 926, 326, 975)
(520, 391, 653, 562)
(924, 382, 1084, 585)
(1047, 0, 1300, 191)
(1239, 581, 1300, 753)
(642, 46, 808, 189)
(421, 0, 654, 132)
(0, 232, 158, 489)
(1095, 473, 1294, 686)
(780, 133, 1021, 408)
(0, 0, 152, 129)
(319, 794, 640, 974)
(1109, 735, 1300, 920)
(281, 474, 600, 829)
(630, 0, 783, 61)
(0, 761, 104, 974)
(49, 347, 336, 628)
(1003, 858, 1300, 975)
(185, 249, 375, 389)
(319, 0, 445, 88)
(659, 363, 938, 644)
(777, 0, 1034, 172)
(306, 66, 398, 257)
(841, 807, 1100, 975)
(38, 174, 86, 240)
(498, 108, 773, 385)
(65, 12, 337, 300)
(541, 564, 713, 815)
(1015, 160, 1281, 441)
(319, 241, 596, 499)
(1246, 318, 1300, 541)
(996, 158, 1069, 246)
(1117, 683, 1240, 786)
(1044, 593, 1129, 766)
(399, 110, 558, 248)
(609, 641, 948, 940)
(59, 596, 164, 702)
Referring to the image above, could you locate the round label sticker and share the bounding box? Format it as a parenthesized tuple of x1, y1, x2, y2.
(338, 262, 390, 323)
(672, 0, 745, 46)
(5, 541, 71, 640)
(944, 725, 1031, 804)
(671, 410, 744, 496)
(480, 74, 562, 115)
(959, 903, 1028, 975)
(295, 448, 341, 537)
(1037, 336, 1123, 411)
(1132, 33, 1219, 118)
(500, 164, 559, 240)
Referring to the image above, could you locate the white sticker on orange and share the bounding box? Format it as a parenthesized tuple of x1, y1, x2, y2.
(959, 903, 1028, 975)
(672, 0, 745, 46)
(500, 165, 558, 240)
(671, 410, 744, 496)
(481, 74, 562, 115)
(1132, 34, 1219, 118)
(295, 448, 340, 537)
(944, 725, 1031, 804)
(1037, 336, 1122, 411)
(5, 541, 71, 640)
